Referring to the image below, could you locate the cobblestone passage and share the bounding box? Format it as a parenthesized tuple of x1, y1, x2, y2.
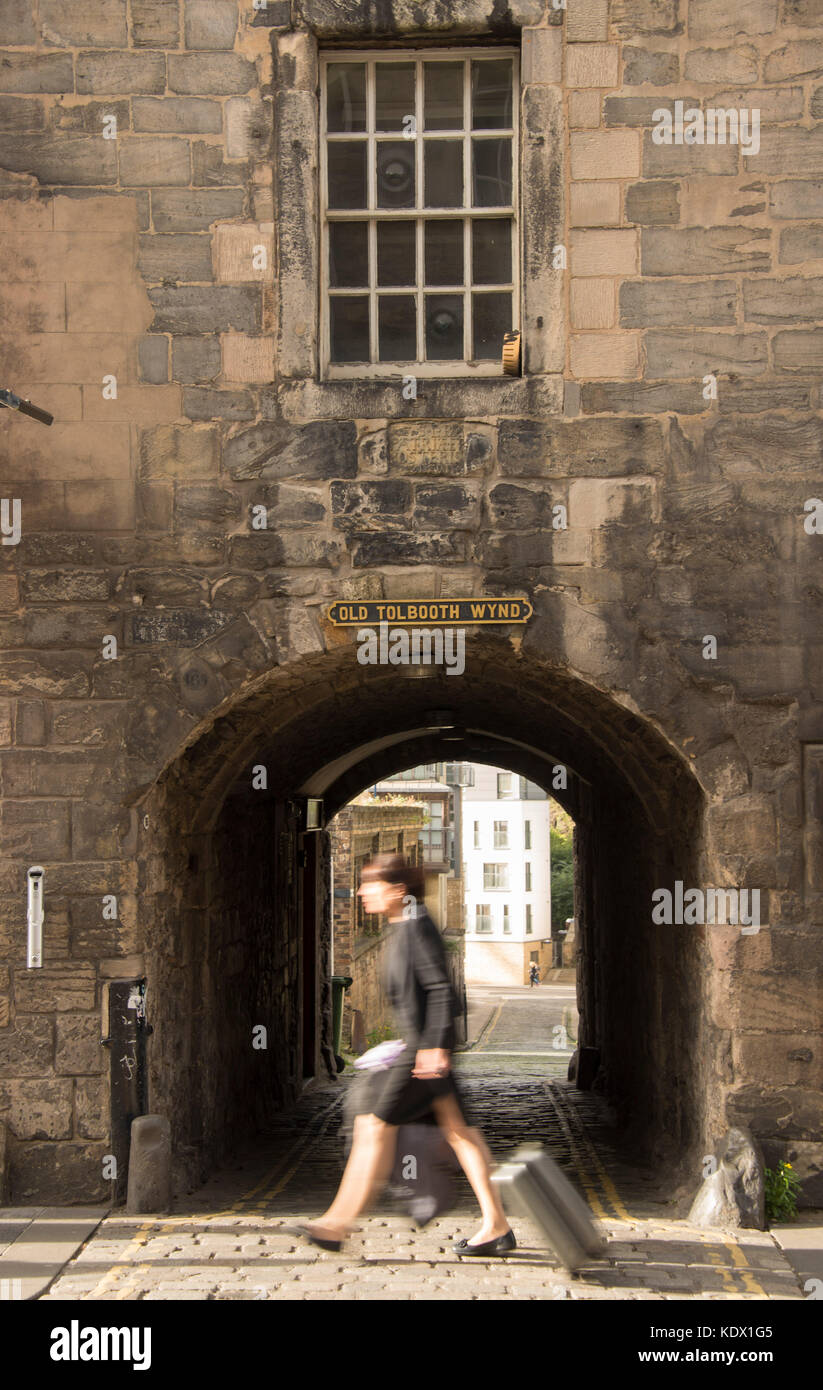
(40, 988, 805, 1302)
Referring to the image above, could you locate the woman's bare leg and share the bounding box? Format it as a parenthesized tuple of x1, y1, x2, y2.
(432, 1093, 510, 1244)
(309, 1113, 398, 1238)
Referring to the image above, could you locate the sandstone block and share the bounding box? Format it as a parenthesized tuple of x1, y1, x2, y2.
(0, 0, 36, 43)
(14, 965, 96, 1014)
(16, 701, 45, 745)
(0, 52, 73, 92)
(75, 1078, 107, 1139)
(82, 385, 181, 423)
(642, 132, 738, 176)
(568, 91, 601, 129)
(486, 483, 555, 529)
(571, 131, 640, 179)
(225, 420, 357, 480)
(168, 53, 256, 95)
(611, 0, 681, 35)
(747, 127, 823, 175)
(76, 51, 166, 95)
(625, 180, 680, 224)
(138, 233, 213, 281)
(571, 277, 615, 328)
(0, 421, 131, 479)
(172, 336, 221, 382)
(565, 43, 619, 88)
(571, 333, 640, 378)
(138, 335, 169, 384)
(182, 386, 254, 419)
(498, 417, 664, 477)
(225, 96, 272, 160)
(571, 229, 639, 275)
(148, 286, 261, 333)
(0, 96, 46, 129)
(10, 1141, 109, 1203)
(683, 46, 759, 84)
(140, 422, 219, 478)
(572, 182, 617, 227)
(623, 47, 679, 85)
(353, 533, 465, 567)
(151, 188, 245, 232)
(221, 334, 274, 382)
(212, 223, 274, 283)
(521, 27, 562, 85)
(565, 0, 608, 41)
(40, 0, 127, 46)
(132, 96, 222, 133)
(744, 275, 823, 322)
(22, 570, 110, 603)
(688, 0, 776, 39)
(0, 133, 116, 183)
(621, 278, 737, 326)
(773, 329, 823, 368)
(0, 282, 65, 335)
(764, 39, 823, 82)
(131, 0, 179, 47)
(569, 477, 656, 528)
(642, 227, 770, 274)
(645, 330, 767, 377)
(0, 1017, 53, 1076)
(0, 1078, 73, 1140)
(779, 225, 823, 262)
(184, 0, 238, 49)
(120, 138, 191, 187)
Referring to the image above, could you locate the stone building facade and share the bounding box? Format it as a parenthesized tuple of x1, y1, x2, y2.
(0, 0, 822, 1206)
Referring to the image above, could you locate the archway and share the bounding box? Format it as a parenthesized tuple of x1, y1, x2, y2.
(135, 635, 705, 1197)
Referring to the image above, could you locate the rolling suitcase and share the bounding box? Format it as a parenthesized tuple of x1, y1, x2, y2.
(492, 1143, 607, 1271)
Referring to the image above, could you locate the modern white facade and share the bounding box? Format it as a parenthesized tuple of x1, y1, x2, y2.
(461, 764, 552, 985)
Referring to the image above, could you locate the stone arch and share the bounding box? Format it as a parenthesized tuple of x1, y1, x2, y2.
(133, 633, 715, 1197)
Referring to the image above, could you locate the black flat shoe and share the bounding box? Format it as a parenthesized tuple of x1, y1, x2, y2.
(285, 1222, 343, 1252)
(453, 1229, 516, 1256)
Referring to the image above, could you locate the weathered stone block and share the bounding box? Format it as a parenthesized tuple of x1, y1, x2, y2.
(182, 387, 254, 419)
(168, 53, 255, 95)
(76, 51, 166, 95)
(185, 0, 238, 49)
(131, 0, 179, 46)
(75, 1078, 107, 1139)
(571, 277, 615, 328)
(498, 417, 664, 477)
(174, 486, 243, 528)
(53, 1013, 105, 1077)
(0, 801, 70, 857)
(0, 134, 117, 183)
(748, 128, 823, 176)
(571, 229, 639, 275)
(568, 90, 601, 129)
(138, 335, 169, 384)
(642, 227, 770, 274)
(0, 0, 36, 44)
(386, 422, 494, 477)
(566, 43, 619, 89)
(779, 224, 823, 263)
(521, 27, 562, 85)
(773, 329, 823, 369)
(40, 0, 128, 46)
(642, 131, 739, 176)
(487, 483, 555, 528)
(121, 138, 191, 187)
(191, 139, 250, 187)
(625, 180, 680, 225)
(330, 480, 411, 522)
(565, 0, 608, 41)
(0, 1018, 53, 1076)
(352, 533, 466, 567)
(623, 47, 679, 85)
(222, 334, 274, 382)
(571, 130, 640, 179)
(610, 0, 682, 36)
(744, 276, 823, 323)
(569, 477, 656, 528)
(225, 96, 272, 160)
(225, 421, 357, 481)
(15, 966, 96, 1014)
(603, 95, 678, 127)
(212, 223, 274, 283)
(132, 96, 222, 133)
(689, 0, 776, 38)
(148, 286, 261, 333)
(151, 188, 245, 231)
(570, 181, 621, 227)
(683, 46, 759, 84)
(0, 52, 73, 92)
(571, 332, 640, 378)
(140, 422, 219, 478)
(138, 234, 213, 281)
(22, 571, 111, 603)
(645, 330, 767, 377)
(764, 39, 823, 83)
(172, 336, 221, 382)
(9, 1141, 108, 1203)
(621, 279, 737, 327)
(49, 98, 131, 135)
(0, 1078, 73, 1140)
(131, 608, 231, 646)
(0, 96, 46, 129)
(413, 484, 480, 529)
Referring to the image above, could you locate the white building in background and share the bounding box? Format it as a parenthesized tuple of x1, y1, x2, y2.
(462, 765, 552, 986)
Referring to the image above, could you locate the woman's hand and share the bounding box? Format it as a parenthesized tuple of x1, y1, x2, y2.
(413, 1047, 450, 1079)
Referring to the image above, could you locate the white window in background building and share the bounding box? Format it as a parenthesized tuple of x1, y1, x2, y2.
(496, 771, 513, 798)
(526, 904, 533, 934)
(321, 49, 519, 377)
(483, 862, 509, 890)
(493, 819, 508, 848)
(503, 904, 510, 933)
(524, 818, 531, 849)
(525, 861, 532, 891)
(473, 819, 480, 847)
(476, 903, 492, 932)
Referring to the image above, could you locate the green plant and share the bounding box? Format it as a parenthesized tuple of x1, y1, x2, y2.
(366, 1021, 396, 1048)
(764, 1161, 802, 1222)
(550, 826, 575, 932)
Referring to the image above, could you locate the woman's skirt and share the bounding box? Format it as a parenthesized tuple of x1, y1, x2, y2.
(350, 1045, 467, 1128)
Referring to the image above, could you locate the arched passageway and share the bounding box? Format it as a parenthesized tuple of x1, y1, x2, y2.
(135, 636, 705, 1198)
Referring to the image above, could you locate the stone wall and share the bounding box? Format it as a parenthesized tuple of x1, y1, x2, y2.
(0, 0, 821, 1204)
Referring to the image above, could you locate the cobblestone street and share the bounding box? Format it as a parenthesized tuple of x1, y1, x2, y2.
(37, 986, 806, 1302)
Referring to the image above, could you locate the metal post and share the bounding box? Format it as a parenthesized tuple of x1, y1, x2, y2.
(26, 866, 44, 968)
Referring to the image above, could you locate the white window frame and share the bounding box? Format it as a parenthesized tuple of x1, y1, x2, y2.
(475, 903, 493, 933)
(473, 820, 480, 848)
(483, 862, 509, 890)
(319, 46, 521, 380)
(497, 771, 514, 798)
(493, 820, 509, 848)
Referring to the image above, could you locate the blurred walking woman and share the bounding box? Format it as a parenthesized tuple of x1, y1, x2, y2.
(291, 853, 515, 1256)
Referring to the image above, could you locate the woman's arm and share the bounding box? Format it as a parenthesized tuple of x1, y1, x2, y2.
(411, 916, 456, 1053)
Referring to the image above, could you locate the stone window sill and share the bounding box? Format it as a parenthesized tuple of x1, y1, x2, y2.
(274, 374, 563, 421)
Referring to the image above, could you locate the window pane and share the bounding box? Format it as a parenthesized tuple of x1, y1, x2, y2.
(472, 139, 512, 207)
(328, 142, 367, 209)
(376, 141, 415, 208)
(425, 294, 463, 359)
(376, 62, 415, 132)
(424, 140, 463, 208)
(473, 291, 511, 359)
(329, 221, 369, 287)
(327, 63, 366, 132)
(471, 58, 513, 130)
(377, 221, 416, 286)
(379, 295, 416, 360)
(472, 218, 511, 284)
(424, 61, 464, 130)
(330, 296, 370, 363)
(424, 220, 463, 286)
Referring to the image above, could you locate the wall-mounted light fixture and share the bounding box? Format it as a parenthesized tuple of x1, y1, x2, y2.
(27, 866, 44, 968)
